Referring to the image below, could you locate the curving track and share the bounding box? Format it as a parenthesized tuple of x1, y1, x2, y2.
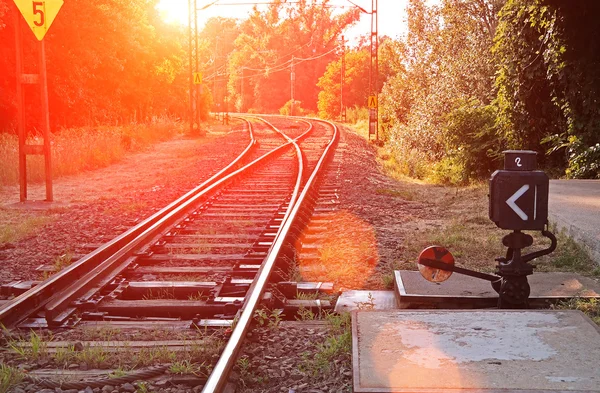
(0, 115, 340, 392)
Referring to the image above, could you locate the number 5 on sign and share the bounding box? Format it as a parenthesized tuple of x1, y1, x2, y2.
(14, 0, 64, 41)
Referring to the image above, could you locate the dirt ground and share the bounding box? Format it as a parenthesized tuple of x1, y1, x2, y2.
(0, 124, 249, 286)
(333, 126, 599, 290)
(2, 122, 595, 291)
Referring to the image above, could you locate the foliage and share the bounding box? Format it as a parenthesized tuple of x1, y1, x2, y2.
(0, 0, 193, 130)
(431, 99, 501, 184)
(198, 17, 241, 113)
(493, 0, 600, 178)
(227, 0, 359, 114)
(317, 49, 370, 119)
(379, 0, 505, 183)
(279, 99, 307, 116)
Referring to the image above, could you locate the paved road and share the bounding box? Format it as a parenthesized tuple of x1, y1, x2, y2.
(549, 180, 600, 263)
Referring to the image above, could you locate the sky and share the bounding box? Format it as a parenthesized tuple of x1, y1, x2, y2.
(156, 0, 413, 42)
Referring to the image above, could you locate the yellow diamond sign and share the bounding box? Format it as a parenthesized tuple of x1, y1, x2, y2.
(193, 72, 203, 85)
(14, 0, 64, 41)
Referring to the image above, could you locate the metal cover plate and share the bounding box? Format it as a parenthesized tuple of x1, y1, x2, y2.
(353, 310, 600, 393)
(394, 270, 600, 309)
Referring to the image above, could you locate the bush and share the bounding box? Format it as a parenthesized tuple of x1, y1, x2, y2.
(434, 100, 502, 184)
(279, 100, 306, 116)
(566, 139, 600, 179)
(345, 106, 369, 124)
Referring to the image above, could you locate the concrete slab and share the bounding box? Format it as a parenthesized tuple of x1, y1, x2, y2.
(335, 290, 398, 312)
(395, 270, 600, 309)
(353, 310, 600, 393)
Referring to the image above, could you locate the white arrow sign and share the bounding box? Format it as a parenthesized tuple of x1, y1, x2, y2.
(506, 184, 530, 220)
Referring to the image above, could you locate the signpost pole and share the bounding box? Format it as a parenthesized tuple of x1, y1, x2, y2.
(12, 0, 64, 203)
(39, 40, 53, 201)
(14, 8, 27, 202)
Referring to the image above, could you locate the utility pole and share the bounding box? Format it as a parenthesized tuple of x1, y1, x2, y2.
(214, 36, 218, 118)
(188, 0, 200, 135)
(340, 35, 345, 122)
(240, 67, 245, 113)
(368, 0, 379, 141)
(290, 56, 295, 116)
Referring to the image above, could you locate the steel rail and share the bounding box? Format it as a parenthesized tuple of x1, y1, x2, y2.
(0, 119, 258, 327)
(42, 123, 309, 324)
(202, 117, 339, 393)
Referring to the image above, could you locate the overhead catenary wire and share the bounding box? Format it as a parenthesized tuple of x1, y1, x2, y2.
(204, 45, 341, 82)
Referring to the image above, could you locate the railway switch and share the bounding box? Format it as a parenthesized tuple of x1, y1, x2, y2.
(417, 150, 557, 308)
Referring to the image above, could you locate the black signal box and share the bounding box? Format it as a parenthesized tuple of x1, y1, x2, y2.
(489, 151, 549, 231)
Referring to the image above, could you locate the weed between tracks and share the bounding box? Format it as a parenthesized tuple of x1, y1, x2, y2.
(0, 326, 226, 380)
(0, 363, 24, 393)
(299, 312, 351, 377)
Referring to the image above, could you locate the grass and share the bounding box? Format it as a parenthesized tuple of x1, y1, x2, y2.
(299, 312, 351, 376)
(3, 326, 226, 372)
(535, 228, 600, 276)
(170, 360, 210, 377)
(141, 288, 176, 300)
(0, 364, 24, 393)
(554, 298, 600, 325)
(52, 250, 73, 272)
(346, 123, 600, 278)
(253, 308, 284, 329)
(6, 330, 49, 361)
(135, 382, 150, 393)
(108, 367, 128, 378)
(0, 212, 54, 245)
(0, 118, 185, 185)
(375, 188, 417, 201)
(376, 179, 600, 277)
(75, 345, 110, 368)
(381, 273, 395, 289)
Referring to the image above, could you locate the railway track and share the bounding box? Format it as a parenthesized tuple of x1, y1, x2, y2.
(0, 115, 340, 392)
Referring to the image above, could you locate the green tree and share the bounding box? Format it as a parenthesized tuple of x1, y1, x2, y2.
(317, 49, 370, 119)
(493, 0, 600, 178)
(0, 0, 192, 130)
(380, 0, 505, 182)
(227, 0, 359, 113)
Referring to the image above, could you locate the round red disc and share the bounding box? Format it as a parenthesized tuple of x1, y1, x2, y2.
(417, 246, 455, 283)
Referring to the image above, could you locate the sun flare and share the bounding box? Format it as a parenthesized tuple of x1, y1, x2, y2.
(156, 0, 189, 25)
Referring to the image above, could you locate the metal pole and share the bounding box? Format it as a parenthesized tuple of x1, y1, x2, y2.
(241, 67, 244, 113)
(374, 0, 379, 141)
(214, 37, 218, 117)
(194, 0, 200, 133)
(340, 35, 345, 122)
(14, 9, 27, 202)
(188, 0, 193, 135)
(368, 2, 373, 100)
(290, 56, 295, 116)
(39, 40, 53, 201)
